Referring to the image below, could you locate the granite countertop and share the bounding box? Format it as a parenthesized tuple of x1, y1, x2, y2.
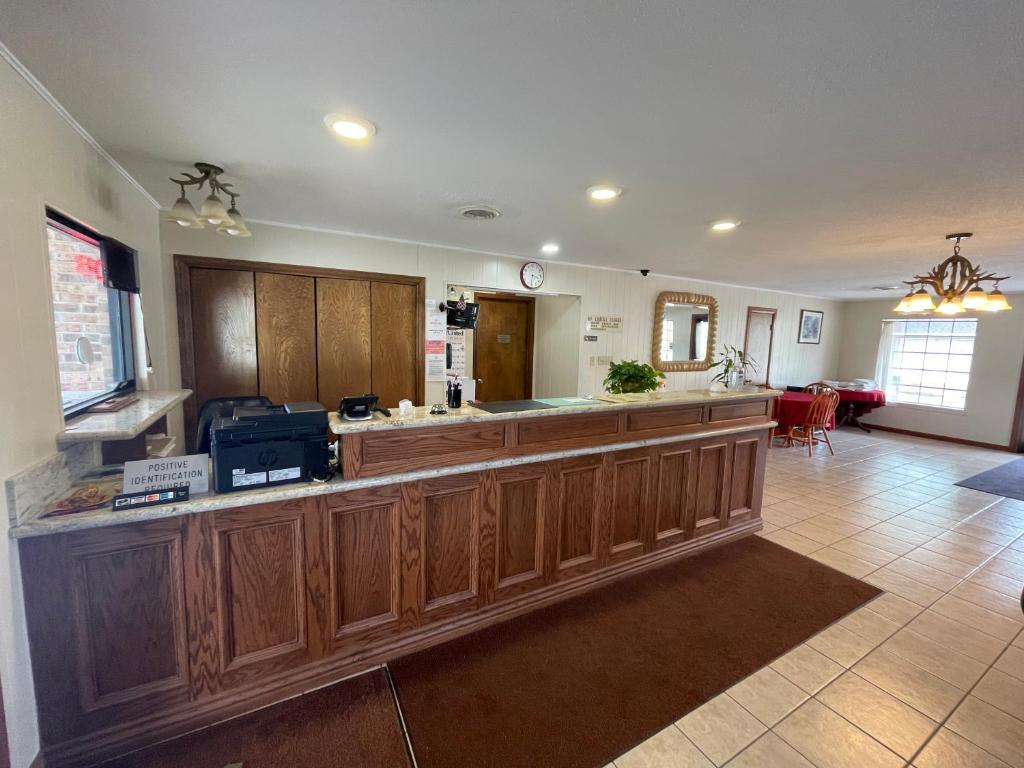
(329, 388, 779, 435)
(58, 390, 192, 444)
(11, 415, 775, 540)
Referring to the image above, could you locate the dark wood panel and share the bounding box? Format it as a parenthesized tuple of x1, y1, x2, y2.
(361, 423, 506, 466)
(371, 281, 419, 408)
(495, 472, 545, 587)
(609, 453, 650, 557)
(729, 438, 759, 517)
(473, 295, 534, 402)
(255, 272, 317, 404)
(70, 532, 188, 710)
(518, 413, 620, 445)
(331, 502, 400, 634)
(316, 278, 371, 409)
(695, 443, 728, 535)
(216, 515, 306, 671)
(551, 459, 603, 575)
(422, 482, 479, 612)
(189, 267, 258, 405)
(626, 406, 703, 433)
(655, 447, 694, 544)
(707, 400, 768, 422)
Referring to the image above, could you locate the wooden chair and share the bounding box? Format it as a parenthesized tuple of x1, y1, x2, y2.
(785, 390, 840, 457)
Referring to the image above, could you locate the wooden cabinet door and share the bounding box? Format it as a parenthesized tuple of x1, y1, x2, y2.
(371, 281, 419, 407)
(606, 447, 655, 562)
(546, 455, 606, 581)
(653, 443, 697, 547)
(727, 434, 765, 525)
(694, 440, 730, 537)
(484, 464, 548, 601)
(255, 272, 317, 404)
(316, 277, 371, 409)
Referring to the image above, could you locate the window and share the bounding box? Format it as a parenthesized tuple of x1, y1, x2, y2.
(47, 213, 137, 417)
(875, 318, 976, 410)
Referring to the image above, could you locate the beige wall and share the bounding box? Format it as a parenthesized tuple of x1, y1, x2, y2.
(533, 294, 582, 398)
(160, 221, 843, 405)
(0, 56, 168, 766)
(837, 298, 1024, 447)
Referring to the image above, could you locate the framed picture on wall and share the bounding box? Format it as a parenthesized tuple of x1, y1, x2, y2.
(797, 309, 824, 344)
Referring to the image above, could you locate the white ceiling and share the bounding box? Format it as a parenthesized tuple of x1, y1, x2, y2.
(2, 0, 1023, 297)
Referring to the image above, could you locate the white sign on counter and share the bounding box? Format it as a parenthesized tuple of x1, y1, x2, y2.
(123, 454, 209, 494)
(586, 315, 623, 332)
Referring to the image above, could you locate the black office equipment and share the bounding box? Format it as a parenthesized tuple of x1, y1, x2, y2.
(445, 300, 480, 329)
(195, 396, 274, 454)
(210, 402, 330, 493)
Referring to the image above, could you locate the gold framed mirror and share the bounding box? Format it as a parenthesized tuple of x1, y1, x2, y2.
(652, 291, 718, 372)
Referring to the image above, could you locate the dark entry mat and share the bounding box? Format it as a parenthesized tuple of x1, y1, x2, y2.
(955, 458, 1024, 501)
(391, 535, 880, 768)
(471, 399, 555, 414)
(100, 668, 410, 768)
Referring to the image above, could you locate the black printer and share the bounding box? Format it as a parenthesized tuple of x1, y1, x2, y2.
(210, 402, 330, 493)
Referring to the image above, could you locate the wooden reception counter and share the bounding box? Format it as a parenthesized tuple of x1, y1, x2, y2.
(17, 389, 777, 766)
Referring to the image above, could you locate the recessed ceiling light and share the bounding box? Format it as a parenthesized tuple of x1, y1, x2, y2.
(710, 220, 740, 232)
(586, 185, 622, 202)
(323, 113, 377, 142)
(540, 242, 560, 256)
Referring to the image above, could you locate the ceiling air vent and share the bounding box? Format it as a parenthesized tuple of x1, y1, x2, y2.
(458, 204, 502, 221)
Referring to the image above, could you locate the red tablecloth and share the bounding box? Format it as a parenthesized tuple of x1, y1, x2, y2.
(837, 389, 886, 407)
(775, 392, 836, 432)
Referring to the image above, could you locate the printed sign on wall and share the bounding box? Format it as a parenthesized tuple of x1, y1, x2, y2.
(586, 315, 623, 332)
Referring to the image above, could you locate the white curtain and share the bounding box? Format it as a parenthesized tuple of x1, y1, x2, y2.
(875, 321, 895, 396)
(131, 293, 151, 390)
(694, 320, 709, 360)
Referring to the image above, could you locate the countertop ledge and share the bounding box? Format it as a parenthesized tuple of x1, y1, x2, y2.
(330, 388, 780, 434)
(57, 390, 192, 444)
(13, 420, 776, 539)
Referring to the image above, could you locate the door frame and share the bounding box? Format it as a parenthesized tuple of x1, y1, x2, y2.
(743, 306, 777, 388)
(174, 254, 426, 446)
(471, 293, 536, 401)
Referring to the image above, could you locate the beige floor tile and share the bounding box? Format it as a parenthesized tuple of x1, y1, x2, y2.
(886, 515, 948, 537)
(930, 595, 1022, 642)
(882, 628, 988, 690)
(951, 581, 1024, 620)
(787, 520, 847, 545)
(914, 726, 1013, 768)
(725, 732, 815, 768)
(866, 592, 924, 625)
(726, 667, 807, 727)
(905, 548, 978, 578)
(955, 522, 1019, 546)
(967, 568, 1024, 598)
(993, 645, 1024, 682)
(821, 508, 887, 529)
(853, 648, 965, 721)
(985, 556, 1024, 581)
(973, 669, 1024, 721)
(761, 507, 803, 528)
(854, 529, 919, 555)
(770, 644, 845, 694)
(808, 623, 879, 667)
(866, 568, 946, 606)
(831, 538, 900, 566)
(818, 672, 938, 759)
(810, 547, 879, 578)
(760, 529, 822, 556)
(946, 697, 1024, 768)
(804, 514, 865, 537)
(676, 694, 766, 765)
(873, 521, 934, 546)
(839, 607, 903, 645)
(923, 538, 991, 567)
(907, 610, 1008, 664)
(935, 531, 1005, 558)
(774, 699, 903, 768)
(615, 725, 714, 768)
(887, 556, 965, 592)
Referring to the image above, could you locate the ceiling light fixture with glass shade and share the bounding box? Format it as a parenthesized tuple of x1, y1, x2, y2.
(164, 163, 251, 237)
(893, 233, 1010, 315)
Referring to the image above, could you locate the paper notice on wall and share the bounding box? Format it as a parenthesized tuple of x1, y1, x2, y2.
(586, 315, 623, 332)
(446, 328, 466, 376)
(426, 299, 447, 381)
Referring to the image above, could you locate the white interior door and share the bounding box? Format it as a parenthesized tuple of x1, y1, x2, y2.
(744, 309, 776, 386)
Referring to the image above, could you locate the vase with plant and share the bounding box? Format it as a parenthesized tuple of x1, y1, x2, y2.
(603, 360, 666, 394)
(709, 345, 758, 389)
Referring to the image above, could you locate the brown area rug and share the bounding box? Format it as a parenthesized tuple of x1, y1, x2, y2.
(100, 668, 410, 768)
(391, 535, 880, 768)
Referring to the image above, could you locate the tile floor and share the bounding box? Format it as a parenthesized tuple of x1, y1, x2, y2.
(610, 428, 1024, 768)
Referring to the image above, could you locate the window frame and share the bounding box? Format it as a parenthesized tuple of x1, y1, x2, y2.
(45, 209, 138, 419)
(877, 317, 977, 413)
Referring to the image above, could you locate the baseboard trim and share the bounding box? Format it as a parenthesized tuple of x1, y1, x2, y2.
(860, 422, 1015, 452)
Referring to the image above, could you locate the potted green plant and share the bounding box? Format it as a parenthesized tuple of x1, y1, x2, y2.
(603, 360, 667, 394)
(709, 345, 759, 389)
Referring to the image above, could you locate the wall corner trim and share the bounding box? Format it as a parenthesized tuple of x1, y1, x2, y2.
(0, 41, 160, 210)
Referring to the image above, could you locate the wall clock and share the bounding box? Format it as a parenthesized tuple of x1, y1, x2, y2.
(520, 261, 545, 290)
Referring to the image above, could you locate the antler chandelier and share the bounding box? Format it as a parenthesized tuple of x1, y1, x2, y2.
(894, 233, 1010, 314)
(164, 162, 251, 237)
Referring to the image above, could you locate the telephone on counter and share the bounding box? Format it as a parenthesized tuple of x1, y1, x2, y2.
(338, 394, 392, 421)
